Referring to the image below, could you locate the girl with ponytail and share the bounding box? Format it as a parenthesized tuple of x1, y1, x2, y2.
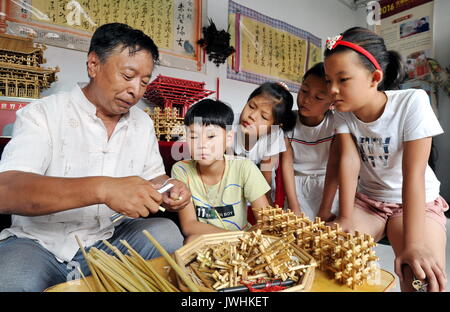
(234, 82, 296, 198)
(322, 27, 448, 292)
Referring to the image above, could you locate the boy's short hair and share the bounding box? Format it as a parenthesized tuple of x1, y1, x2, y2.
(303, 62, 326, 82)
(184, 99, 234, 129)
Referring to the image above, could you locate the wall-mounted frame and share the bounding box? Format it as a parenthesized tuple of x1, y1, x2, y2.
(2, 0, 206, 72)
(227, 0, 322, 92)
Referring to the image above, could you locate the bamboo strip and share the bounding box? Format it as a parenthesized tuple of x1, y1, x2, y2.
(89, 250, 146, 291)
(90, 249, 141, 288)
(88, 257, 141, 292)
(75, 235, 105, 292)
(143, 230, 200, 292)
(120, 239, 180, 292)
(190, 263, 213, 288)
(102, 240, 153, 292)
(93, 263, 121, 292)
(76, 266, 94, 292)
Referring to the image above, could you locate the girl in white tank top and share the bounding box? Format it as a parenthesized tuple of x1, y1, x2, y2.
(282, 63, 339, 220)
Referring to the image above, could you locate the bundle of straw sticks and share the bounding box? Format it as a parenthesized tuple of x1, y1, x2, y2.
(75, 230, 199, 292)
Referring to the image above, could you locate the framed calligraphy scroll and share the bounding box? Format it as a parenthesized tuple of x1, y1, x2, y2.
(2, 0, 205, 72)
(227, 1, 322, 92)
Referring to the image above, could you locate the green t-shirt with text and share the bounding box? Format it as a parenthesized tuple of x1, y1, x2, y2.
(171, 155, 270, 231)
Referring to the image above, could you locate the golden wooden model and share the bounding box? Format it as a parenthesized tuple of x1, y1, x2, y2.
(144, 106, 185, 141)
(174, 231, 316, 292)
(0, 33, 58, 98)
(256, 206, 380, 289)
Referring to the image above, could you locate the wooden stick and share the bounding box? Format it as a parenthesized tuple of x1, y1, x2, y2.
(120, 240, 172, 291)
(75, 235, 106, 292)
(89, 248, 144, 291)
(89, 256, 141, 292)
(142, 230, 200, 292)
(190, 263, 213, 288)
(213, 209, 229, 230)
(92, 262, 121, 292)
(76, 266, 94, 292)
(100, 271, 127, 292)
(120, 239, 179, 292)
(102, 240, 153, 292)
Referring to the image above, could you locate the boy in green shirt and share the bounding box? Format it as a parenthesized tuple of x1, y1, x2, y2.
(171, 99, 270, 243)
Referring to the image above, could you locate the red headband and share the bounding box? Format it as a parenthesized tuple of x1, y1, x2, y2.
(326, 35, 382, 71)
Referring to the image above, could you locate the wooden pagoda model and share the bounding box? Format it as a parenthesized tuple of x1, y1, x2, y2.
(143, 75, 215, 141)
(0, 33, 59, 98)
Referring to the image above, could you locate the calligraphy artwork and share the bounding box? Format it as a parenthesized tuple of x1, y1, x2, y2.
(3, 0, 204, 72)
(227, 1, 321, 92)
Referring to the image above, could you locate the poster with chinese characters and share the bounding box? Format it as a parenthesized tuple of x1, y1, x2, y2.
(0, 97, 32, 137)
(227, 1, 321, 92)
(3, 0, 204, 72)
(376, 0, 434, 80)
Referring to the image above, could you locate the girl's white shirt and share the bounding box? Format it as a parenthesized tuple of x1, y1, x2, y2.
(232, 115, 286, 165)
(334, 89, 443, 203)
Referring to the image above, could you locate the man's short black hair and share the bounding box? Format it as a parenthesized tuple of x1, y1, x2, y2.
(184, 99, 234, 130)
(88, 23, 159, 63)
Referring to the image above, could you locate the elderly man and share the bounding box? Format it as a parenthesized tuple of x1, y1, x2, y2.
(0, 23, 190, 291)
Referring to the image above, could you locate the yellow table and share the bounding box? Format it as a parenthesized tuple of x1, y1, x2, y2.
(311, 269, 395, 292)
(45, 256, 396, 292)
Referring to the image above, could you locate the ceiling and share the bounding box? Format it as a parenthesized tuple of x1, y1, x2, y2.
(337, 0, 380, 11)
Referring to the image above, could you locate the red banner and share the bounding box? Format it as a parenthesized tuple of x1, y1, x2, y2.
(379, 0, 434, 19)
(0, 98, 30, 137)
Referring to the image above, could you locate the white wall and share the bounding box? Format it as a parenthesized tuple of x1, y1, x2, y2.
(40, 0, 366, 113)
(34, 1, 450, 200)
(431, 0, 450, 201)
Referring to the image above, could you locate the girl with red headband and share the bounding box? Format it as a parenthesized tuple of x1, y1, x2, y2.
(323, 27, 447, 292)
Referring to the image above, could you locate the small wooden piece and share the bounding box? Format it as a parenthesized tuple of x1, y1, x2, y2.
(174, 231, 316, 292)
(255, 206, 380, 289)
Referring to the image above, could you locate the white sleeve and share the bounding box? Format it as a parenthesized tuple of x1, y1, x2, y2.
(334, 111, 351, 134)
(403, 89, 444, 141)
(141, 120, 166, 180)
(266, 128, 286, 156)
(0, 102, 52, 174)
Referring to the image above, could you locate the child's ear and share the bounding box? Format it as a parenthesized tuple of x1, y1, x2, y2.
(371, 69, 384, 88)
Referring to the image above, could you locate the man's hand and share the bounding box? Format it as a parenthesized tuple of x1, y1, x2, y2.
(100, 176, 163, 218)
(153, 178, 191, 212)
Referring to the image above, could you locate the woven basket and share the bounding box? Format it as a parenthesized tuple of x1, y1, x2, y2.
(174, 231, 316, 292)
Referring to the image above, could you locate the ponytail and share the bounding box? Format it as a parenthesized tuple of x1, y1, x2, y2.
(248, 82, 296, 132)
(378, 50, 405, 91)
(279, 110, 296, 132)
